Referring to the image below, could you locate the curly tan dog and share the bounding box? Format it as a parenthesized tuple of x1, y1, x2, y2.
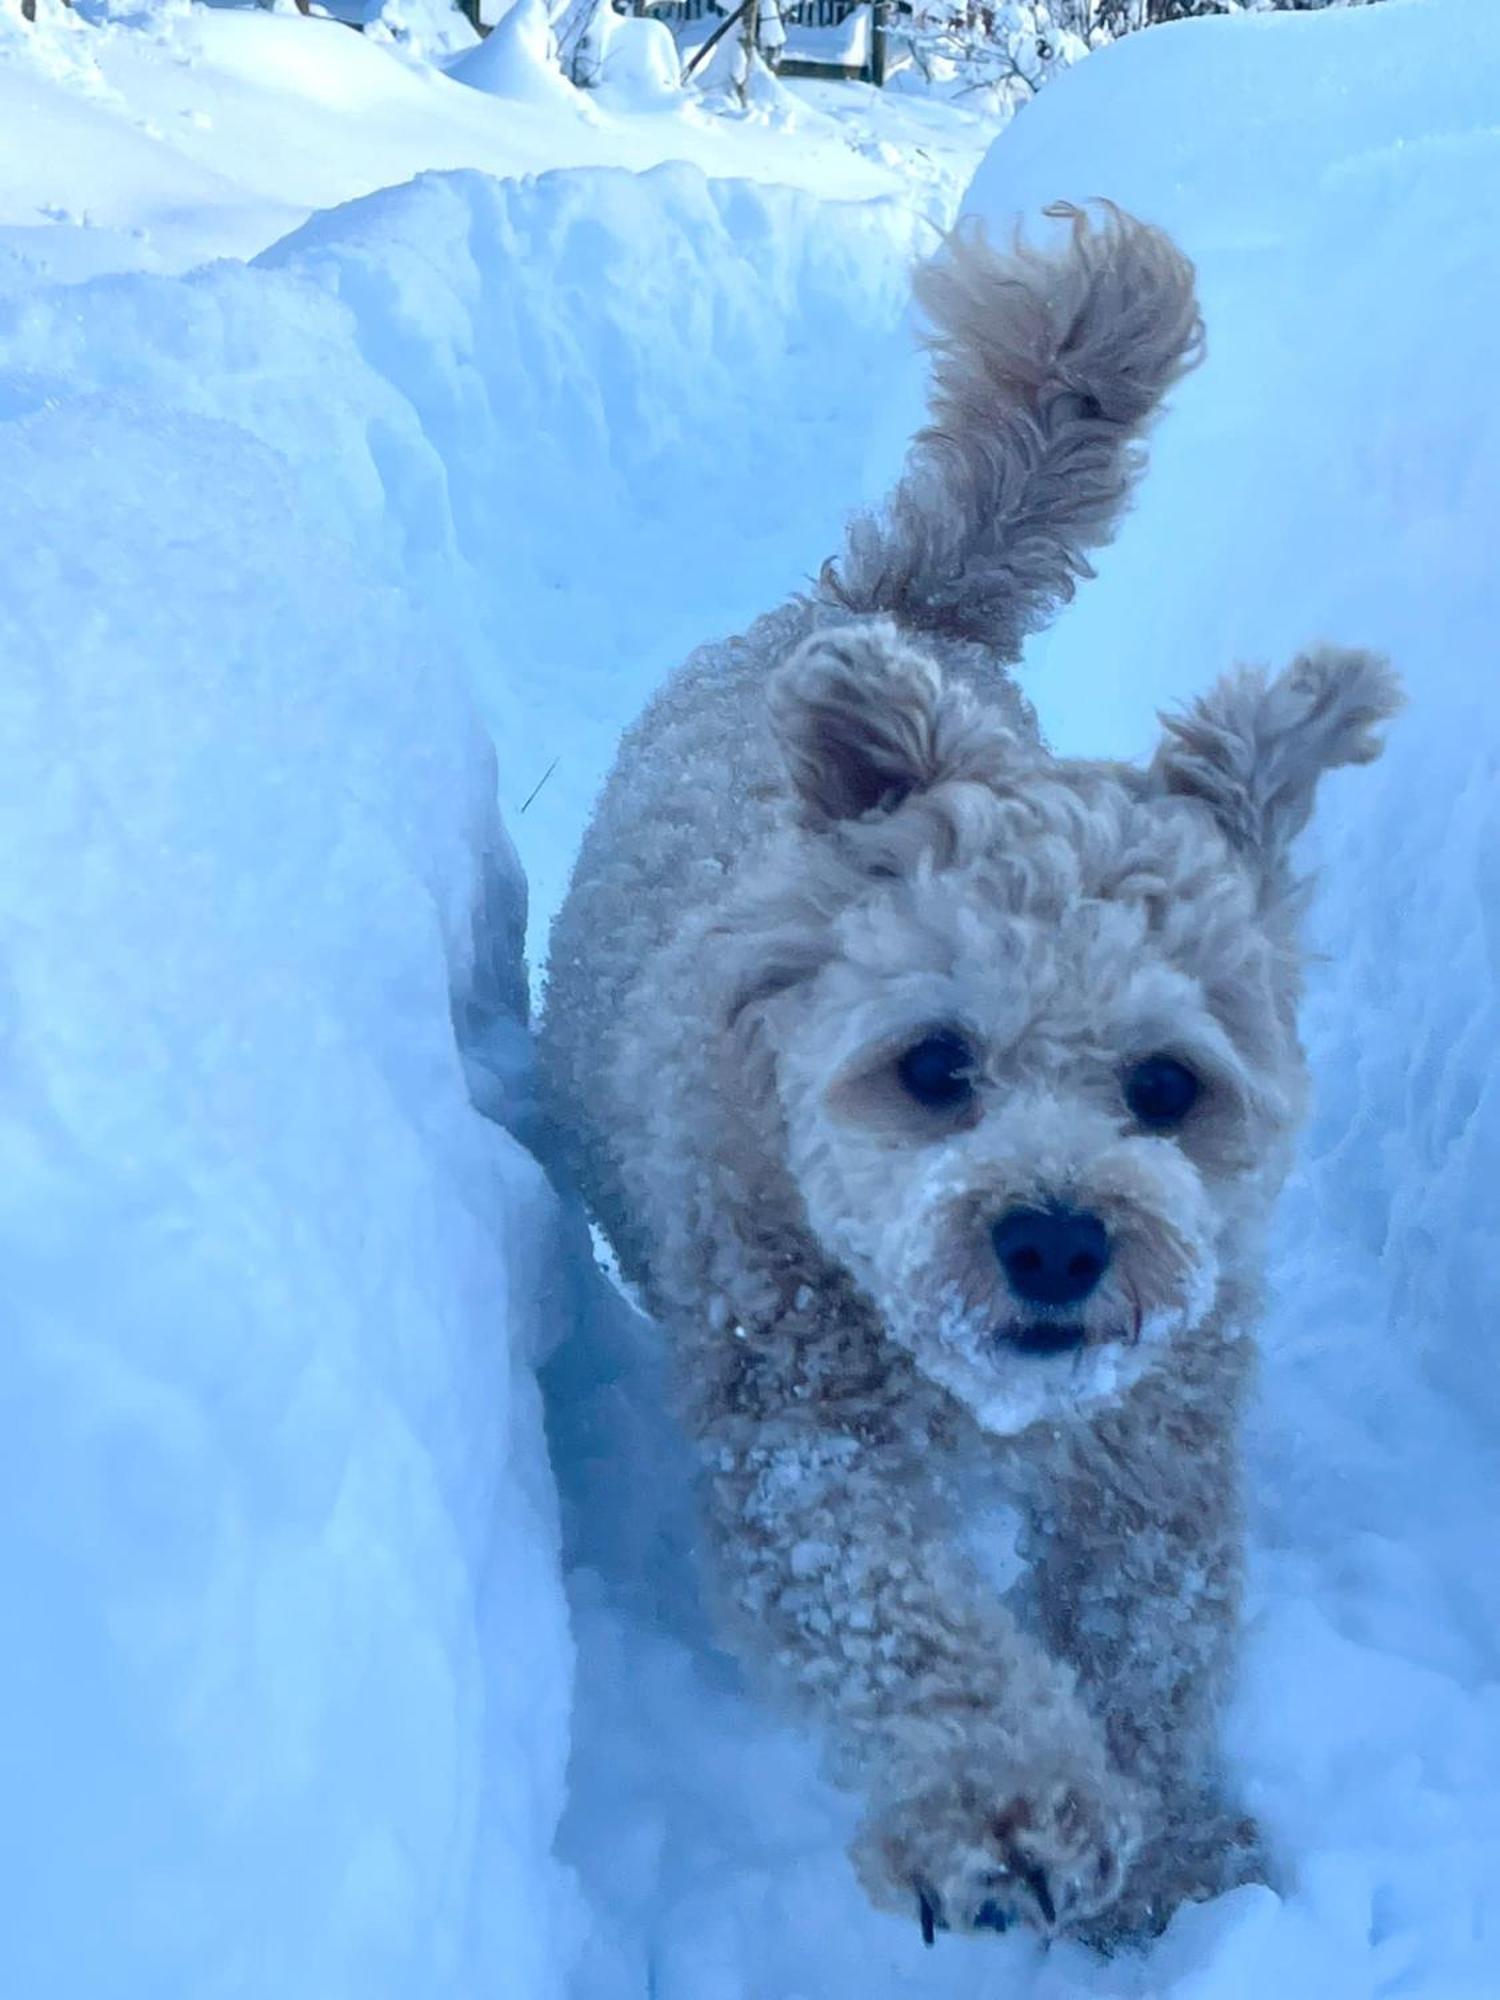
(540, 203, 1399, 1947)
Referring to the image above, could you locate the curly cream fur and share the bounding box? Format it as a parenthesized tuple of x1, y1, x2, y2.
(824, 200, 1204, 654)
(539, 205, 1399, 1948)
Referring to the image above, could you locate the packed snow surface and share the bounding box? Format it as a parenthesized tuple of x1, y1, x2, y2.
(2, 0, 1497, 1996)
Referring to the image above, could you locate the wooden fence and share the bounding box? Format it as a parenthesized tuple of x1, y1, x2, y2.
(638, 0, 889, 84)
(157, 0, 893, 86)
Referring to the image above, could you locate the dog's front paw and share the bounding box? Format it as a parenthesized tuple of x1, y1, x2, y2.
(1080, 1802, 1272, 1949)
(854, 1761, 1141, 1941)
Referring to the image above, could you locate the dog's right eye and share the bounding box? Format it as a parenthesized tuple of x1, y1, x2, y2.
(1124, 1053, 1201, 1130)
(896, 1032, 977, 1111)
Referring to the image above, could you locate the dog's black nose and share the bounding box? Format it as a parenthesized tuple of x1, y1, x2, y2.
(992, 1205, 1111, 1308)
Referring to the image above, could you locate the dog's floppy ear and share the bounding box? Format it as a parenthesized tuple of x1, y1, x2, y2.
(1151, 645, 1402, 890)
(767, 619, 1020, 824)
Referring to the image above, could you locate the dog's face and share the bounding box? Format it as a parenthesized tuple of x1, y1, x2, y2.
(723, 623, 1399, 1436)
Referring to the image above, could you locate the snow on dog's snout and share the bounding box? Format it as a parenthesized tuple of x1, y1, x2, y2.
(799, 1075, 1220, 1436)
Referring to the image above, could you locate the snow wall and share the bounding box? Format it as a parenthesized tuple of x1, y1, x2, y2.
(974, 2, 1500, 1991)
(0, 167, 920, 1998)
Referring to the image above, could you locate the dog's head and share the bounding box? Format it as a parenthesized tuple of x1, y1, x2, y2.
(716, 620, 1399, 1435)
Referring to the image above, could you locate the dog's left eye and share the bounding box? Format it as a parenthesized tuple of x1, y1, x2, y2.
(1124, 1054, 1201, 1130)
(896, 1031, 977, 1111)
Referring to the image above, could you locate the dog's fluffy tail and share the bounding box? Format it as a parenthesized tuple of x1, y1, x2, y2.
(822, 201, 1203, 658)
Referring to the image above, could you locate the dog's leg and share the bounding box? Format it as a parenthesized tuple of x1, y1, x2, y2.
(1025, 1341, 1270, 1942)
(695, 1389, 1143, 1940)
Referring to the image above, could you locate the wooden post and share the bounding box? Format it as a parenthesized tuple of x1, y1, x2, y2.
(870, 0, 888, 86)
(740, 0, 760, 95)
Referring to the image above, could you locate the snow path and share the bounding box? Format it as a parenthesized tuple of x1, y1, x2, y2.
(544, 4, 1500, 1996)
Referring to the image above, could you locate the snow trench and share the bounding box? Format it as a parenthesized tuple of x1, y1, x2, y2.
(4, 3, 1500, 1994)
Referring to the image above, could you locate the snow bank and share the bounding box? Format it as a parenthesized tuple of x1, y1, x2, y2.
(546, 3, 1500, 1997)
(447, 0, 583, 110)
(251, 165, 924, 926)
(0, 399, 571, 1997)
(966, 5, 1500, 1989)
(0, 1, 968, 282)
(0, 159, 921, 1996)
(0, 316, 574, 2000)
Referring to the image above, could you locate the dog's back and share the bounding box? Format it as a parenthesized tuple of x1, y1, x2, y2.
(540, 596, 818, 1258)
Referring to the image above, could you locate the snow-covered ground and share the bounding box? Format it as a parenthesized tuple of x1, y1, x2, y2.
(0, 1, 985, 284)
(3, 0, 1498, 1996)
